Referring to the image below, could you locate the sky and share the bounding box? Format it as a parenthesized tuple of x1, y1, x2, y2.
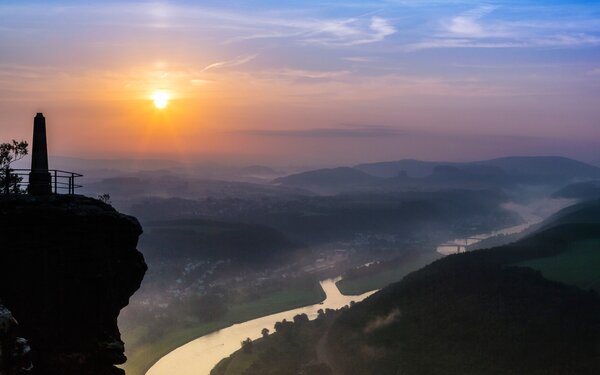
(1, 0, 599, 166)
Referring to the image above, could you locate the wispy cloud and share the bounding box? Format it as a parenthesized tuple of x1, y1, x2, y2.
(222, 14, 396, 46)
(201, 54, 258, 72)
(405, 3, 600, 50)
(342, 56, 374, 62)
(406, 33, 600, 51)
(303, 16, 396, 46)
(274, 69, 351, 79)
(364, 309, 401, 334)
(447, 5, 497, 37)
(236, 125, 405, 138)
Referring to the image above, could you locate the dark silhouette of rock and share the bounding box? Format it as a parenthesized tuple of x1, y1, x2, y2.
(0, 302, 32, 374)
(28, 113, 51, 195)
(0, 194, 146, 375)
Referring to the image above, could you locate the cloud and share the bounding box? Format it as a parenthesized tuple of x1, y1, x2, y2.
(448, 5, 497, 37)
(236, 125, 406, 138)
(1, 1, 598, 54)
(342, 56, 373, 62)
(364, 309, 401, 334)
(371, 16, 397, 39)
(303, 16, 396, 46)
(223, 31, 304, 44)
(535, 34, 600, 47)
(406, 33, 600, 51)
(201, 54, 258, 72)
(403, 4, 600, 51)
(275, 69, 351, 79)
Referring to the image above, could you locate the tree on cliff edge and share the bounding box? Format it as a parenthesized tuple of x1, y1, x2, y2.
(0, 140, 28, 194)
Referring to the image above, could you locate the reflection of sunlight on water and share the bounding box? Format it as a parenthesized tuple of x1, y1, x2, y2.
(436, 198, 576, 256)
(146, 278, 376, 375)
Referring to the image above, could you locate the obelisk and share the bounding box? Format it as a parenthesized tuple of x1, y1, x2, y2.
(28, 113, 52, 195)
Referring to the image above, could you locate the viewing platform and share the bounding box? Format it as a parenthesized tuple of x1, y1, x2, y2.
(4, 169, 82, 195)
(1, 112, 82, 195)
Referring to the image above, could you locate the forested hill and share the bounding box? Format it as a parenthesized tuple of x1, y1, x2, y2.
(218, 203, 600, 375)
(272, 167, 381, 193)
(538, 198, 600, 230)
(275, 156, 600, 194)
(327, 221, 600, 375)
(355, 156, 600, 180)
(139, 219, 303, 265)
(552, 181, 600, 200)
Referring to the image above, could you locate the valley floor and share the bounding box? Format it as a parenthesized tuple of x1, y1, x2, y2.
(121, 282, 325, 375)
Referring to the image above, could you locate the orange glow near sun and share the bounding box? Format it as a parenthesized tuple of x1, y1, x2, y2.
(152, 90, 170, 109)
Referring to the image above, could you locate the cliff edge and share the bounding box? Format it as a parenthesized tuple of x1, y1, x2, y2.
(0, 195, 147, 375)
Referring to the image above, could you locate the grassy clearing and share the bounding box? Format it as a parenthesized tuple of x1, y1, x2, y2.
(121, 282, 325, 375)
(336, 253, 440, 295)
(518, 239, 600, 291)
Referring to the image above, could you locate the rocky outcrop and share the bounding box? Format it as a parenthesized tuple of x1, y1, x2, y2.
(0, 302, 32, 375)
(0, 195, 146, 375)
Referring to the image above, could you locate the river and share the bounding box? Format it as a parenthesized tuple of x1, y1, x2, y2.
(146, 278, 376, 375)
(436, 198, 575, 255)
(147, 198, 575, 374)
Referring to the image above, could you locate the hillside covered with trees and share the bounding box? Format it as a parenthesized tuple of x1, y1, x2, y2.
(214, 200, 600, 375)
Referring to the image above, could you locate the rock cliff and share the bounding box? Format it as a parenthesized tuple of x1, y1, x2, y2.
(0, 195, 146, 375)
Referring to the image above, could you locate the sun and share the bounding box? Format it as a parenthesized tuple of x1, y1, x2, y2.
(152, 90, 170, 109)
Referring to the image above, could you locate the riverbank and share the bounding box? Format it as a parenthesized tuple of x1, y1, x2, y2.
(121, 281, 326, 375)
(211, 313, 333, 375)
(145, 279, 376, 375)
(337, 200, 575, 295)
(336, 252, 440, 295)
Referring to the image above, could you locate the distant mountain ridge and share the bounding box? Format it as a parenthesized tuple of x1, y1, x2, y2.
(355, 159, 450, 178)
(356, 156, 600, 179)
(275, 156, 600, 193)
(272, 167, 381, 193)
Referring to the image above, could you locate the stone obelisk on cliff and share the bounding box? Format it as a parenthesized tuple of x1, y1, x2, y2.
(28, 113, 52, 195)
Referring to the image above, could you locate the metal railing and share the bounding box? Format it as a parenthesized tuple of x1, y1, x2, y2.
(2, 169, 83, 194)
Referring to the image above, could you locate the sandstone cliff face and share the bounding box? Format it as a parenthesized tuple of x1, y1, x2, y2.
(0, 195, 146, 375)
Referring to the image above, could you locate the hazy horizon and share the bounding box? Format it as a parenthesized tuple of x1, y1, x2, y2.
(8, 152, 596, 173)
(1, 0, 600, 165)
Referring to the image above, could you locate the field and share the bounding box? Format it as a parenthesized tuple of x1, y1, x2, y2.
(121, 281, 325, 375)
(518, 239, 600, 291)
(336, 252, 440, 295)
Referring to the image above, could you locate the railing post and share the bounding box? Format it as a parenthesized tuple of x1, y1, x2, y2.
(69, 175, 74, 195)
(54, 170, 58, 194)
